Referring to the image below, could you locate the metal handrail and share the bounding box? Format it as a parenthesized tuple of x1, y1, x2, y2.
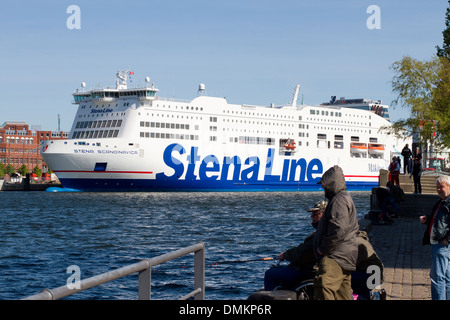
(22, 242, 205, 300)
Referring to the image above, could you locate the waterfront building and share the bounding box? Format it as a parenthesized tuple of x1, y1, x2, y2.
(0, 121, 69, 174)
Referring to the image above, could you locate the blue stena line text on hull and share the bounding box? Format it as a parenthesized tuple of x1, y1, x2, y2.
(157, 143, 324, 183)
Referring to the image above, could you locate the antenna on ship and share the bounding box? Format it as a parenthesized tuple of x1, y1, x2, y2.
(116, 70, 129, 89)
(291, 84, 301, 107)
(198, 83, 207, 96)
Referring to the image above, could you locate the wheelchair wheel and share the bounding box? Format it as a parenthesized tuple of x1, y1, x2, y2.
(294, 279, 315, 300)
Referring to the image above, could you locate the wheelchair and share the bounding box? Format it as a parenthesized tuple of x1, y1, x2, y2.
(247, 279, 315, 300)
(275, 278, 386, 300)
(292, 279, 315, 300)
(248, 278, 386, 300)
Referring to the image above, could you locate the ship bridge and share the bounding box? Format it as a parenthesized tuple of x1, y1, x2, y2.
(72, 71, 159, 104)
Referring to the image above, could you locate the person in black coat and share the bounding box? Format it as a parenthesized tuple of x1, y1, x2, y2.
(376, 182, 403, 223)
(401, 144, 412, 174)
(410, 147, 422, 194)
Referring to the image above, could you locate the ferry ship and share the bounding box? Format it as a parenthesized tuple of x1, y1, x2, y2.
(41, 71, 411, 192)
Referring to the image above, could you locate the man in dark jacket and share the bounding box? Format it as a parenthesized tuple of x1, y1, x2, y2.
(420, 175, 450, 299)
(313, 165, 359, 300)
(401, 144, 412, 174)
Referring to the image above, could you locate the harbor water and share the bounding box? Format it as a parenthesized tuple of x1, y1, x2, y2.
(0, 191, 370, 300)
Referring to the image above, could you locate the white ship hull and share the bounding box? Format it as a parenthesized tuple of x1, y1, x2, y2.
(41, 73, 410, 192)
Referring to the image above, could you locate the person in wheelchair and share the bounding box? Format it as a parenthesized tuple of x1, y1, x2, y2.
(263, 201, 327, 291)
(263, 199, 385, 299)
(291, 231, 385, 300)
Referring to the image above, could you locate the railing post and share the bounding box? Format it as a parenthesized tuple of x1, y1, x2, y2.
(193, 242, 205, 300)
(138, 260, 151, 300)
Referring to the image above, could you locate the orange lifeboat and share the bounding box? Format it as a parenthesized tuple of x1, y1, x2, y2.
(283, 142, 296, 150)
(350, 143, 368, 154)
(368, 143, 385, 155)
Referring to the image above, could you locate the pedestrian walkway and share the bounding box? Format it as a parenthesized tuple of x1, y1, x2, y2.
(368, 217, 431, 300)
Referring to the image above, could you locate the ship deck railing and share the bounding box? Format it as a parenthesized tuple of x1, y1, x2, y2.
(22, 242, 206, 300)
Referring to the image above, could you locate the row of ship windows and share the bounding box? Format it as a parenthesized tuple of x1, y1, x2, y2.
(137, 132, 277, 146)
(138, 111, 370, 128)
(135, 130, 377, 148)
(145, 113, 368, 129)
(77, 113, 127, 119)
(222, 109, 296, 119)
(309, 110, 371, 120)
(221, 109, 370, 121)
(154, 104, 203, 112)
(221, 127, 367, 136)
(137, 123, 367, 134)
(307, 118, 371, 126)
(80, 102, 204, 112)
(154, 104, 295, 119)
(147, 107, 367, 125)
(222, 118, 296, 127)
(225, 135, 377, 145)
(139, 112, 203, 121)
(230, 137, 276, 145)
(315, 134, 378, 143)
(139, 121, 294, 134)
(75, 120, 123, 129)
(139, 132, 199, 140)
(310, 110, 343, 117)
(79, 103, 131, 108)
(139, 121, 195, 130)
(72, 130, 120, 139)
(147, 114, 296, 127)
(149, 103, 369, 123)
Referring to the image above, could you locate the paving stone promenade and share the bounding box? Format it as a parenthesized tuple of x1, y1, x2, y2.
(364, 188, 440, 300)
(367, 216, 431, 300)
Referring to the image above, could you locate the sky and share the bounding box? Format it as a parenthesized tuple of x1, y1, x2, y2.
(0, 0, 448, 131)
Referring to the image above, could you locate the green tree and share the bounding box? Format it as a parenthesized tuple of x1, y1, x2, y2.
(437, 0, 450, 59)
(434, 1, 450, 148)
(431, 57, 450, 147)
(389, 2, 450, 150)
(389, 55, 442, 146)
(17, 165, 28, 176)
(32, 166, 42, 177)
(0, 163, 4, 177)
(5, 164, 15, 175)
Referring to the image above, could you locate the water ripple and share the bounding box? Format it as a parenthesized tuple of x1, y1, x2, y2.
(0, 191, 370, 300)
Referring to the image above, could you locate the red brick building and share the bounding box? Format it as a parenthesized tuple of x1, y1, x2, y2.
(0, 121, 69, 173)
